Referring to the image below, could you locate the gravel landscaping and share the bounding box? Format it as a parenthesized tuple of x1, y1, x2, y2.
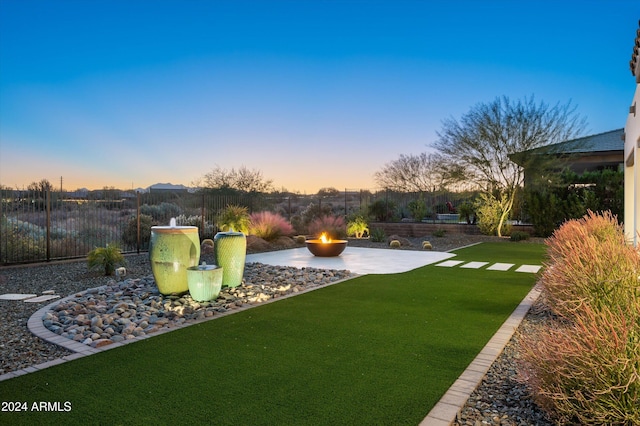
(0, 234, 552, 425)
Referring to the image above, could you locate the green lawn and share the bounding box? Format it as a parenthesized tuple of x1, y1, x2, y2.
(0, 242, 545, 425)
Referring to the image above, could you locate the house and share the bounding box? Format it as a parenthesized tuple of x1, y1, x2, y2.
(624, 20, 640, 246)
(511, 128, 625, 186)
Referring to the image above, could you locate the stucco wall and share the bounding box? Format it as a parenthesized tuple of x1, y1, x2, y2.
(624, 83, 640, 246)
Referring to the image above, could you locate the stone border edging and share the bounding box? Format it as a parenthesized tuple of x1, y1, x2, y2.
(420, 284, 542, 425)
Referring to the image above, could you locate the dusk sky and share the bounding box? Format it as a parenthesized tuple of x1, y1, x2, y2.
(1, 1, 638, 193)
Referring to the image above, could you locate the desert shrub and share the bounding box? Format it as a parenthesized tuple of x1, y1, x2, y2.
(140, 202, 183, 223)
(368, 199, 398, 222)
(542, 210, 638, 317)
(175, 214, 215, 238)
(0, 215, 43, 262)
(122, 214, 155, 250)
(369, 227, 386, 242)
(509, 230, 529, 242)
(346, 213, 369, 238)
(216, 205, 250, 234)
(87, 244, 125, 276)
(432, 228, 446, 238)
(407, 198, 427, 222)
(518, 210, 640, 424)
(474, 193, 511, 236)
(248, 211, 294, 241)
(389, 239, 401, 248)
(307, 215, 346, 239)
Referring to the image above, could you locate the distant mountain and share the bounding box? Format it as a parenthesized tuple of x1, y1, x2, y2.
(147, 182, 190, 192)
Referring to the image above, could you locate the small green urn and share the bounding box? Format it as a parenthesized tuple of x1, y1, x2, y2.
(214, 231, 246, 288)
(149, 225, 200, 295)
(187, 263, 223, 302)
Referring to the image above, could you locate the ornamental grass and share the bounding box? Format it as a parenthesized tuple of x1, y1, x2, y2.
(518, 211, 640, 425)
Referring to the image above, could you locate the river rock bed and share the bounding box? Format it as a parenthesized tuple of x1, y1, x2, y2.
(42, 263, 354, 348)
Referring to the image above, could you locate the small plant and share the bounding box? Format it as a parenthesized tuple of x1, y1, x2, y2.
(346, 214, 369, 238)
(87, 244, 125, 276)
(248, 211, 294, 241)
(422, 241, 432, 250)
(432, 228, 446, 238)
(369, 227, 386, 242)
(509, 230, 530, 242)
(294, 235, 306, 244)
(458, 201, 475, 224)
(389, 239, 401, 248)
(216, 205, 250, 234)
(407, 198, 427, 222)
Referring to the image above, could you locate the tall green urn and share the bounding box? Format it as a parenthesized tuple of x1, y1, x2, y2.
(214, 231, 246, 288)
(150, 225, 200, 295)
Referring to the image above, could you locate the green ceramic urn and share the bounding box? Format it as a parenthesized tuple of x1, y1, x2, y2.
(149, 225, 200, 295)
(187, 263, 223, 302)
(214, 231, 246, 288)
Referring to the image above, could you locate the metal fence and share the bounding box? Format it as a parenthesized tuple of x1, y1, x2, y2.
(0, 187, 478, 265)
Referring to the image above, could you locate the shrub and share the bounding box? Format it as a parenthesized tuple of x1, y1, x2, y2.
(346, 214, 369, 238)
(407, 198, 427, 222)
(368, 199, 398, 222)
(517, 210, 640, 424)
(432, 228, 446, 238)
(369, 227, 386, 242)
(87, 244, 125, 276)
(175, 214, 215, 238)
(217, 205, 250, 234)
(0, 215, 43, 263)
(509, 230, 530, 242)
(248, 211, 294, 241)
(122, 214, 155, 250)
(422, 241, 432, 250)
(140, 202, 183, 223)
(474, 193, 511, 236)
(294, 235, 306, 244)
(307, 215, 346, 239)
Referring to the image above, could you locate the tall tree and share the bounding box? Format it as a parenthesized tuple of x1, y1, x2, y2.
(432, 96, 586, 236)
(195, 166, 274, 194)
(373, 152, 459, 192)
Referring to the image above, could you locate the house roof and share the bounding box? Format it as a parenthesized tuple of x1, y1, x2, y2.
(543, 128, 625, 155)
(631, 19, 640, 77)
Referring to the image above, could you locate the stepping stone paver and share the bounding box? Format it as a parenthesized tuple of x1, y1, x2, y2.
(435, 260, 465, 267)
(0, 293, 37, 301)
(515, 265, 542, 273)
(487, 263, 515, 271)
(460, 261, 489, 269)
(24, 295, 60, 303)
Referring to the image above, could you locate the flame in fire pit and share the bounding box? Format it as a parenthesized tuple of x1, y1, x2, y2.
(320, 232, 332, 243)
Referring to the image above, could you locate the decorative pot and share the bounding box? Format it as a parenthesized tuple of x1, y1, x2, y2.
(187, 263, 223, 302)
(149, 226, 200, 295)
(214, 231, 246, 287)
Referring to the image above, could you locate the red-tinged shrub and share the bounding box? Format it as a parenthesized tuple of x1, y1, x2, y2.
(307, 215, 346, 239)
(518, 303, 640, 425)
(517, 210, 640, 425)
(541, 210, 640, 319)
(248, 211, 294, 241)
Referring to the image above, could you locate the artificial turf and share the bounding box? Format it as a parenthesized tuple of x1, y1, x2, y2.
(0, 242, 545, 425)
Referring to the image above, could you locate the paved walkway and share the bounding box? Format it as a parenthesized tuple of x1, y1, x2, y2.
(2, 246, 543, 426)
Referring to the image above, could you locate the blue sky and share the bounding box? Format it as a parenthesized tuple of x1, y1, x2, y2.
(1, 0, 638, 193)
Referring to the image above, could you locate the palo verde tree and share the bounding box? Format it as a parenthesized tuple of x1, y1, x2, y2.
(432, 96, 586, 236)
(373, 152, 457, 192)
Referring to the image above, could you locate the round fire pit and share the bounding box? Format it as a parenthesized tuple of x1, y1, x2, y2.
(305, 239, 348, 257)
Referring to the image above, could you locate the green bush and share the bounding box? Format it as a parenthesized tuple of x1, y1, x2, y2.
(0, 215, 43, 262)
(217, 205, 250, 234)
(407, 198, 427, 222)
(87, 244, 125, 276)
(432, 228, 446, 238)
(140, 202, 183, 223)
(368, 199, 398, 222)
(346, 214, 369, 238)
(369, 227, 386, 242)
(474, 193, 511, 236)
(122, 214, 155, 249)
(518, 211, 640, 424)
(509, 231, 529, 242)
